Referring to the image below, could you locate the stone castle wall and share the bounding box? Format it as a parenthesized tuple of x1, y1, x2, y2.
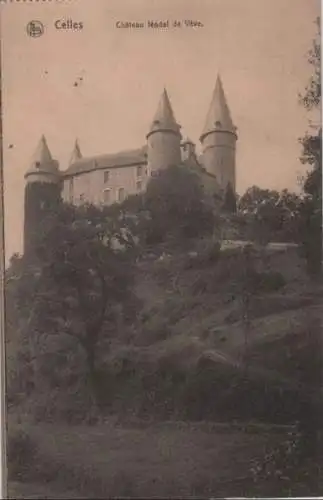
(62, 162, 148, 205)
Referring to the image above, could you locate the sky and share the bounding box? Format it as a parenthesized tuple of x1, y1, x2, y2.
(0, 0, 320, 261)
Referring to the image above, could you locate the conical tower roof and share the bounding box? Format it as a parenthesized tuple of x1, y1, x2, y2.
(25, 135, 59, 177)
(148, 88, 181, 136)
(32, 135, 53, 164)
(69, 139, 82, 165)
(200, 75, 236, 141)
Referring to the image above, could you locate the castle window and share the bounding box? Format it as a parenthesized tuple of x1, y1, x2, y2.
(103, 188, 111, 204)
(215, 121, 222, 128)
(79, 193, 85, 203)
(136, 180, 142, 192)
(35, 161, 41, 169)
(117, 188, 125, 202)
(136, 166, 143, 177)
(104, 170, 110, 183)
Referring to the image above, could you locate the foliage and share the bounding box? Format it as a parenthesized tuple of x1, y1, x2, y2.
(251, 270, 286, 293)
(300, 17, 321, 111)
(238, 186, 301, 243)
(250, 425, 321, 496)
(6, 202, 138, 413)
(222, 182, 237, 213)
(298, 17, 322, 278)
(143, 165, 215, 244)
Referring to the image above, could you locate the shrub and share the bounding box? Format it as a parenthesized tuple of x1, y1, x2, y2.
(254, 271, 286, 292)
(250, 425, 322, 496)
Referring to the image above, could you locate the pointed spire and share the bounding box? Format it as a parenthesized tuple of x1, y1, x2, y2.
(26, 135, 59, 177)
(32, 134, 53, 164)
(69, 139, 82, 165)
(200, 75, 236, 141)
(148, 88, 181, 135)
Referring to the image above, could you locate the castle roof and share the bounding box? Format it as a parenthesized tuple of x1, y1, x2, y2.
(25, 135, 59, 177)
(69, 139, 82, 165)
(64, 145, 147, 177)
(200, 75, 236, 141)
(148, 88, 181, 136)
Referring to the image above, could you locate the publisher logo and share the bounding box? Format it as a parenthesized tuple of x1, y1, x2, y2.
(26, 21, 44, 38)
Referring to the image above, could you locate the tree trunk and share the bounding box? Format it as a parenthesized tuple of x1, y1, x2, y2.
(84, 340, 100, 418)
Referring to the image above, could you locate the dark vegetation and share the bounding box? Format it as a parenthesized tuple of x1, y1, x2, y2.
(5, 18, 322, 499)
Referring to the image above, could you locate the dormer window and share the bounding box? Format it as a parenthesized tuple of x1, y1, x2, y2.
(35, 161, 41, 169)
(215, 121, 222, 128)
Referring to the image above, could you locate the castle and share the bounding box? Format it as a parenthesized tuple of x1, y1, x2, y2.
(24, 75, 237, 253)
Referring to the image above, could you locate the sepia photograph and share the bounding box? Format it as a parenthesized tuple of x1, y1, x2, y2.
(0, 0, 322, 497)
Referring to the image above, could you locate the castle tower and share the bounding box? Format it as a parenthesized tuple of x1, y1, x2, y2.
(146, 88, 182, 174)
(24, 135, 61, 255)
(69, 139, 82, 165)
(200, 75, 237, 193)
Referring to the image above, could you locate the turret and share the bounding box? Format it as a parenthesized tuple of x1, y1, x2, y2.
(69, 139, 82, 165)
(24, 135, 61, 255)
(146, 88, 182, 174)
(200, 75, 237, 193)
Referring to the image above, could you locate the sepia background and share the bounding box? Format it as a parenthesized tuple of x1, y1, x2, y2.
(2, 2, 322, 499)
(1, 0, 320, 261)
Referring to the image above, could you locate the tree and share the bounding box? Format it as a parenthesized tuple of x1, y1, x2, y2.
(299, 17, 322, 278)
(300, 17, 321, 111)
(238, 186, 301, 243)
(143, 165, 215, 245)
(222, 182, 237, 213)
(8, 203, 138, 410)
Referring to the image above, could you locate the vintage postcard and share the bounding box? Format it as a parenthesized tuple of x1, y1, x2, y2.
(0, 0, 321, 498)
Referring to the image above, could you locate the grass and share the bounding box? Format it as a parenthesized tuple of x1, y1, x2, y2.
(8, 420, 289, 498)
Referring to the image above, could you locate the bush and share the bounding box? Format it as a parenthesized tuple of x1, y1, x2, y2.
(7, 426, 38, 480)
(253, 271, 286, 293)
(250, 426, 322, 496)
